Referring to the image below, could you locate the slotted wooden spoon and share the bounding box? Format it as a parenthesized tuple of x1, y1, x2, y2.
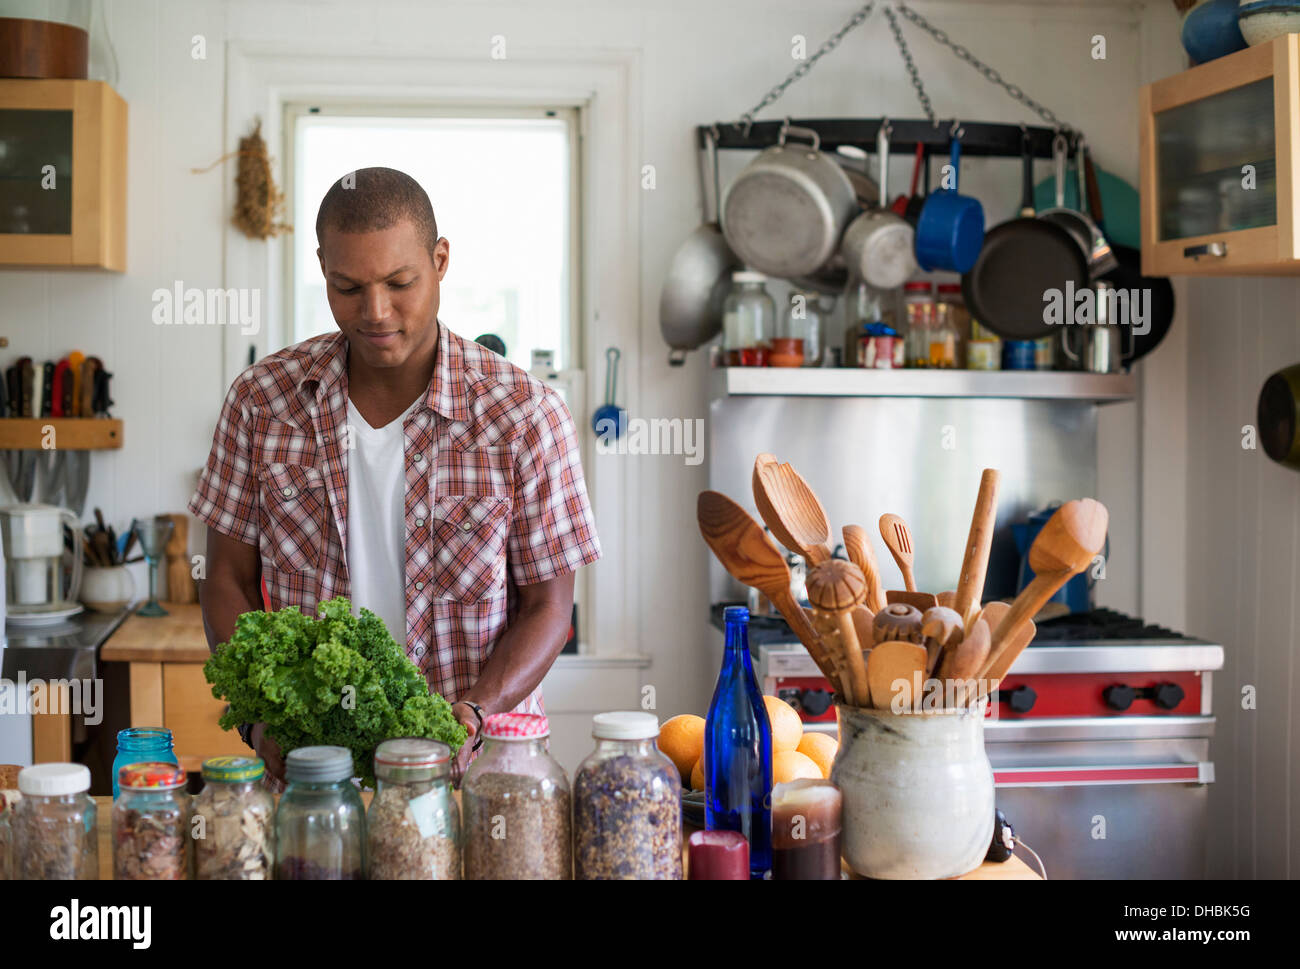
(879, 513, 917, 592)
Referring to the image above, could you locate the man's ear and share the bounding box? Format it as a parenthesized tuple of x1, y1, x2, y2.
(433, 237, 451, 280)
(317, 247, 326, 277)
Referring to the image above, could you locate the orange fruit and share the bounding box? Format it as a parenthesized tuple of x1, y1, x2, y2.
(690, 756, 705, 792)
(763, 695, 803, 752)
(658, 714, 706, 783)
(797, 732, 839, 779)
(773, 749, 823, 784)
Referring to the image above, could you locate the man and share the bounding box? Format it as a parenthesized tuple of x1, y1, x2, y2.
(189, 167, 600, 783)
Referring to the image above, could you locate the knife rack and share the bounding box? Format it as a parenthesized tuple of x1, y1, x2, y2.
(0, 418, 123, 450)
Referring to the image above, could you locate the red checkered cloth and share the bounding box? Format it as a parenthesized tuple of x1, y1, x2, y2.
(189, 321, 601, 730)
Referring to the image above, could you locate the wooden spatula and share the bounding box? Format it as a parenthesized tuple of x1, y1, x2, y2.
(936, 590, 957, 609)
(886, 589, 938, 612)
(972, 618, 1036, 704)
(921, 606, 963, 676)
(867, 640, 928, 711)
(954, 469, 1000, 628)
(842, 524, 886, 612)
(879, 513, 917, 592)
(937, 617, 991, 691)
(697, 490, 837, 684)
(752, 455, 832, 564)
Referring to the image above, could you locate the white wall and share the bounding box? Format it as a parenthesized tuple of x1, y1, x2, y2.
(0, 0, 1153, 753)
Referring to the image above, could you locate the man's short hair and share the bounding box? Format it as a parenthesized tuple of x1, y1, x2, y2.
(315, 167, 439, 259)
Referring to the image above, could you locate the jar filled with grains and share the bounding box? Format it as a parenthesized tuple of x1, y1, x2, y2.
(191, 756, 273, 880)
(113, 763, 189, 880)
(367, 738, 460, 880)
(462, 713, 571, 880)
(574, 712, 682, 880)
(275, 746, 366, 880)
(13, 764, 97, 880)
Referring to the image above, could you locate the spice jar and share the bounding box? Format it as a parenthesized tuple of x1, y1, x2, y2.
(112, 726, 179, 799)
(903, 281, 934, 368)
(463, 713, 571, 880)
(275, 746, 365, 880)
(367, 737, 460, 880)
(113, 762, 189, 880)
(722, 271, 775, 366)
(13, 764, 97, 880)
(574, 711, 682, 880)
(191, 756, 273, 880)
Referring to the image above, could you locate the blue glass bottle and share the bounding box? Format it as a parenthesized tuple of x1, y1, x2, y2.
(112, 727, 179, 799)
(705, 605, 773, 878)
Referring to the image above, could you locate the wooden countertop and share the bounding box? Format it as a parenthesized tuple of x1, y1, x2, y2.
(100, 604, 210, 663)
(88, 794, 1038, 880)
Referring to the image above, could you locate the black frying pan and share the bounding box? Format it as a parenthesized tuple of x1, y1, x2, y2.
(962, 135, 1087, 340)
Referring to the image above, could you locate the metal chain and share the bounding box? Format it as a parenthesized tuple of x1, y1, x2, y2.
(736, 2, 875, 134)
(895, 1, 1067, 131)
(883, 4, 935, 125)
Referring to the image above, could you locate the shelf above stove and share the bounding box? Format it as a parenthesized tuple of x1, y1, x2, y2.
(711, 367, 1137, 402)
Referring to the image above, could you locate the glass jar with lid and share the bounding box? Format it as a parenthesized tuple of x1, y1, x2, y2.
(574, 711, 682, 880)
(275, 746, 365, 880)
(112, 726, 179, 799)
(936, 284, 969, 367)
(113, 762, 190, 880)
(367, 737, 460, 880)
(903, 281, 934, 368)
(722, 271, 775, 366)
(462, 713, 571, 880)
(192, 756, 273, 880)
(13, 764, 97, 880)
(778, 290, 829, 367)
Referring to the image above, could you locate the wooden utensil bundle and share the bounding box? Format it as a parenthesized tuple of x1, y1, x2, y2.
(698, 455, 1109, 712)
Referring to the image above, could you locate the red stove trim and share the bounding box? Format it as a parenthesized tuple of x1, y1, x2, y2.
(994, 763, 1214, 787)
(989, 670, 1205, 718)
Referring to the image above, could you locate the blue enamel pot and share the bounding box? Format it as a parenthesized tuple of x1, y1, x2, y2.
(915, 138, 985, 273)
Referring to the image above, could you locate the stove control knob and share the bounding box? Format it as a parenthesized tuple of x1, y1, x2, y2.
(1103, 684, 1136, 711)
(800, 689, 833, 717)
(1005, 685, 1037, 714)
(1153, 682, 1185, 710)
(776, 688, 803, 713)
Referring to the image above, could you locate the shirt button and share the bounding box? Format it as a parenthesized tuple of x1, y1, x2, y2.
(461, 521, 472, 532)
(282, 487, 295, 498)
(414, 581, 424, 591)
(415, 517, 425, 527)
(413, 453, 424, 464)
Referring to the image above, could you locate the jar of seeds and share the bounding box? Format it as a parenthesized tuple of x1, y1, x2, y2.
(113, 762, 189, 880)
(574, 712, 682, 880)
(12, 764, 97, 880)
(192, 756, 273, 880)
(367, 738, 459, 880)
(462, 713, 570, 880)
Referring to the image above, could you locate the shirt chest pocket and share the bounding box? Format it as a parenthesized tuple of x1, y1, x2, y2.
(258, 463, 329, 573)
(429, 494, 511, 602)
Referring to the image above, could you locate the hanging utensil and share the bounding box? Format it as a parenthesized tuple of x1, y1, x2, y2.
(914, 132, 984, 273)
(1038, 133, 1115, 279)
(659, 127, 742, 364)
(840, 121, 916, 290)
(591, 347, 625, 439)
(891, 142, 925, 219)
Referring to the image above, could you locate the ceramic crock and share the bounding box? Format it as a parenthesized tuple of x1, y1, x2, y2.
(80, 564, 135, 613)
(831, 702, 994, 879)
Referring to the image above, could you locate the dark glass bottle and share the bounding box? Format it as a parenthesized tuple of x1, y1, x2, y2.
(704, 605, 773, 878)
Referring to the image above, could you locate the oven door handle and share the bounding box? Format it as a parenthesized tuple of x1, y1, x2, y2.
(993, 762, 1214, 788)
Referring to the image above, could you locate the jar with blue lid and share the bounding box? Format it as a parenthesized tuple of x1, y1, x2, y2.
(192, 756, 274, 880)
(112, 726, 178, 798)
(275, 746, 365, 880)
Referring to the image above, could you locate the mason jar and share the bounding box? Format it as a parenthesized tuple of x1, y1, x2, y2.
(367, 738, 460, 880)
(462, 713, 571, 880)
(192, 756, 274, 880)
(113, 762, 190, 880)
(274, 746, 365, 880)
(112, 726, 178, 799)
(13, 764, 97, 880)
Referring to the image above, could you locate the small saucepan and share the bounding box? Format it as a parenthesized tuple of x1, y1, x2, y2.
(915, 134, 984, 273)
(840, 122, 917, 290)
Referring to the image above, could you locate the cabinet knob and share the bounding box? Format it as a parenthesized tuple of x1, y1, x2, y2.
(1183, 241, 1226, 259)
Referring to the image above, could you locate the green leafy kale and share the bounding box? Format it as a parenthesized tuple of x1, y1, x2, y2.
(204, 597, 466, 787)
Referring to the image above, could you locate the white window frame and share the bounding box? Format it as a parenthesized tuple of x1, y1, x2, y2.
(223, 42, 641, 659)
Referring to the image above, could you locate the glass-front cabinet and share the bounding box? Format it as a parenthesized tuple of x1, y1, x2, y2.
(1140, 35, 1300, 276)
(0, 80, 126, 271)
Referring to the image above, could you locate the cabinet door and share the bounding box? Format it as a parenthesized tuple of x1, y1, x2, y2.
(1141, 36, 1300, 275)
(162, 664, 248, 772)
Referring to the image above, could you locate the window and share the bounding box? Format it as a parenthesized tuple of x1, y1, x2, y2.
(286, 105, 580, 371)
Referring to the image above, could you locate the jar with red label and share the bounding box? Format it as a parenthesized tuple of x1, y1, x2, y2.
(113, 762, 190, 880)
(722, 271, 775, 366)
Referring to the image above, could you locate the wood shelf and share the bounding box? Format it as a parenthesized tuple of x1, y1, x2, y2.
(0, 417, 123, 450)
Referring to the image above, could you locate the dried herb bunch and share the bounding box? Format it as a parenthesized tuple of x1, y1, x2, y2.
(233, 120, 291, 240)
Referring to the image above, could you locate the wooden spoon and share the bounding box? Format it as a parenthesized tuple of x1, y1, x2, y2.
(936, 590, 957, 609)
(886, 589, 938, 612)
(972, 619, 1036, 704)
(920, 606, 963, 676)
(806, 559, 871, 707)
(879, 513, 917, 592)
(697, 490, 837, 683)
(754, 459, 833, 564)
(954, 469, 1001, 628)
(937, 617, 992, 707)
(842, 524, 886, 612)
(867, 640, 928, 711)
(982, 499, 1108, 680)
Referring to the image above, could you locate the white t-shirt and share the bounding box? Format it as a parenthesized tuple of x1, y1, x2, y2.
(345, 396, 420, 646)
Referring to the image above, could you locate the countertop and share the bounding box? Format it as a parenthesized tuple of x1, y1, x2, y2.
(99, 604, 209, 663)
(88, 794, 1038, 880)
(2, 606, 131, 681)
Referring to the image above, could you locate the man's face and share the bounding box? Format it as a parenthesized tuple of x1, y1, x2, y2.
(317, 219, 450, 369)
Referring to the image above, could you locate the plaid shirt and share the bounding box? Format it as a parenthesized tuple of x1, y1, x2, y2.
(189, 321, 601, 721)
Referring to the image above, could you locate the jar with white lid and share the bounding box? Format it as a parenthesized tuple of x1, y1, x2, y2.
(574, 711, 682, 880)
(13, 763, 98, 880)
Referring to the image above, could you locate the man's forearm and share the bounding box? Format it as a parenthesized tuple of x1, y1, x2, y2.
(458, 599, 571, 714)
(198, 575, 263, 654)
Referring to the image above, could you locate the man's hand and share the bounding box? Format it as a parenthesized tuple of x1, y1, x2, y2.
(450, 702, 479, 787)
(249, 723, 285, 781)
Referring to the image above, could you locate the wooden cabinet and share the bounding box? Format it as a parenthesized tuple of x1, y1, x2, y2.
(1140, 35, 1300, 276)
(0, 79, 126, 271)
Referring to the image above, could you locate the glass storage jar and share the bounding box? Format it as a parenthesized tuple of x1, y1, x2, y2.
(903, 281, 934, 368)
(192, 756, 273, 880)
(779, 290, 828, 367)
(275, 746, 365, 880)
(574, 711, 682, 880)
(113, 762, 189, 880)
(936, 283, 969, 367)
(367, 737, 460, 880)
(112, 726, 178, 799)
(13, 764, 97, 880)
(722, 271, 775, 366)
(462, 713, 571, 880)
(0, 786, 16, 880)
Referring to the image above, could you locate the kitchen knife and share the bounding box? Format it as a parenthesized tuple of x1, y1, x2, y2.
(19, 357, 33, 417)
(51, 358, 69, 417)
(92, 366, 112, 416)
(67, 350, 85, 417)
(17, 358, 36, 500)
(40, 361, 54, 417)
(80, 357, 100, 420)
(65, 449, 89, 517)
